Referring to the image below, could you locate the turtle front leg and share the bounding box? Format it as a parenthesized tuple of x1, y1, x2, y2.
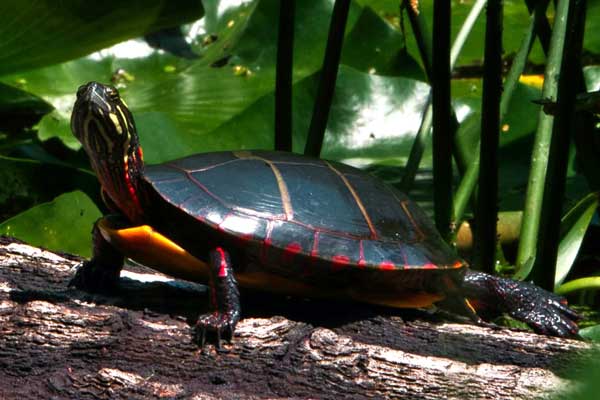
(69, 218, 124, 292)
(461, 270, 580, 337)
(194, 247, 241, 348)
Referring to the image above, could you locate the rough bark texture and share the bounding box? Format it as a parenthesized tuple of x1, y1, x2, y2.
(0, 236, 590, 399)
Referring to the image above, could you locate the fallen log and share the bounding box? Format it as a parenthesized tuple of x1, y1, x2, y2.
(0, 236, 589, 399)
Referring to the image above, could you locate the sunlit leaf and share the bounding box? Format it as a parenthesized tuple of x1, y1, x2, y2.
(0, 0, 203, 75)
(36, 110, 79, 150)
(579, 324, 600, 341)
(0, 1, 419, 162)
(0, 191, 101, 257)
(555, 192, 599, 287)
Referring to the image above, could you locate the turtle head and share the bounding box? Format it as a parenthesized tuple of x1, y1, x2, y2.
(72, 82, 140, 160)
(72, 82, 145, 222)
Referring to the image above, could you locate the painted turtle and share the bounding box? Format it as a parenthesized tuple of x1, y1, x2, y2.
(70, 82, 579, 345)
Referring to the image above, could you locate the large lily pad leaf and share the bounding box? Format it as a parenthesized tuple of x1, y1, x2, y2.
(0, 0, 204, 75)
(0, 191, 101, 257)
(208, 65, 431, 160)
(0, 0, 418, 162)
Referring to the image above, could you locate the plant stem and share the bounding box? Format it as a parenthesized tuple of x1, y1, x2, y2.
(526, 0, 600, 190)
(556, 276, 600, 296)
(303, 0, 350, 157)
(431, 0, 453, 240)
(402, 0, 433, 80)
(524, 0, 552, 53)
(500, 0, 546, 117)
(450, 0, 486, 66)
(514, 0, 576, 281)
(530, 0, 585, 290)
(401, 0, 484, 192)
(401, 97, 432, 191)
(453, 1, 545, 223)
(474, 0, 503, 274)
(275, 0, 295, 152)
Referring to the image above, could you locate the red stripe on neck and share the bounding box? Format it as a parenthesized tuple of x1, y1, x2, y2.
(123, 155, 142, 218)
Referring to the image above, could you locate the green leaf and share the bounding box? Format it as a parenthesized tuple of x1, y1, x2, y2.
(0, 82, 52, 133)
(0, 191, 101, 257)
(0, 82, 51, 114)
(208, 66, 432, 162)
(35, 110, 80, 150)
(1, 0, 421, 161)
(340, 6, 423, 78)
(579, 324, 600, 342)
(555, 192, 599, 287)
(0, 155, 99, 218)
(0, 0, 203, 75)
(584, 65, 600, 91)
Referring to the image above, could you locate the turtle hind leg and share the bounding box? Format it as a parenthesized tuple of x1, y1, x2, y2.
(461, 270, 580, 337)
(194, 247, 241, 348)
(69, 218, 124, 292)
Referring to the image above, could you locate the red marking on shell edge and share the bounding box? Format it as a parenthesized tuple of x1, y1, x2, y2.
(423, 263, 437, 270)
(240, 233, 253, 242)
(282, 242, 302, 265)
(216, 247, 228, 277)
(331, 255, 350, 271)
(379, 261, 395, 271)
(285, 242, 302, 254)
(357, 259, 367, 268)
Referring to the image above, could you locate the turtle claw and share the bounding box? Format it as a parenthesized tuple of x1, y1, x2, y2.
(506, 283, 581, 338)
(194, 312, 235, 348)
(462, 271, 580, 338)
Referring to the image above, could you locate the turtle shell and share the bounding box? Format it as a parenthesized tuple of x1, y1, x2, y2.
(143, 150, 463, 272)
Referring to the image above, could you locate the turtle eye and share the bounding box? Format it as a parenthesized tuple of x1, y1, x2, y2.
(105, 86, 120, 102)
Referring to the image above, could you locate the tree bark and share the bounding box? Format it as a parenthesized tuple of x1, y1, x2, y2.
(0, 236, 589, 399)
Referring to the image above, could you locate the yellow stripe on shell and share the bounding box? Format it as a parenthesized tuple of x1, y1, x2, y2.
(233, 150, 294, 219)
(324, 161, 378, 239)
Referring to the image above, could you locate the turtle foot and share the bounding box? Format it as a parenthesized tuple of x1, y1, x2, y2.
(462, 270, 580, 338)
(195, 247, 241, 348)
(502, 280, 580, 337)
(194, 312, 237, 348)
(69, 260, 120, 293)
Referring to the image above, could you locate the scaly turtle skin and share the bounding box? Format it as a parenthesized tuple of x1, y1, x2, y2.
(70, 82, 579, 346)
